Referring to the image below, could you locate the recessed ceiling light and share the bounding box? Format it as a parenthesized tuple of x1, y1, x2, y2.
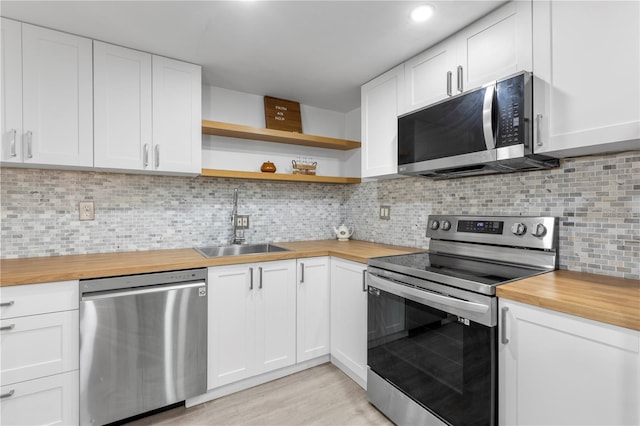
(410, 5, 435, 22)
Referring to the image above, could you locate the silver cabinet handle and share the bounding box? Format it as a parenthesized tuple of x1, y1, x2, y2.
(300, 263, 305, 283)
(249, 267, 254, 290)
(0, 324, 15, 331)
(143, 144, 149, 168)
(9, 129, 17, 157)
(446, 71, 452, 96)
(0, 300, 15, 307)
(154, 144, 160, 169)
(362, 270, 367, 292)
(259, 267, 263, 289)
(457, 65, 463, 92)
(501, 306, 509, 344)
(0, 389, 15, 399)
(536, 114, 543, 147)
(25, 130, 33, 158)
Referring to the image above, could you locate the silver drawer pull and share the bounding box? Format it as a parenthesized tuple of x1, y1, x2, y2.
(0, 324, 15, 331)
(362, 270, 367, 292)
(0, 300, 15, 307)
(0, 389, 15, 399)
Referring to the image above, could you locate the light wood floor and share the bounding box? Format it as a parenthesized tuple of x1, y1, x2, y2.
(126, 363, 393, 426)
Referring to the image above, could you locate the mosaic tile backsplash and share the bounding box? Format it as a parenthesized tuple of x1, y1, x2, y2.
(1, 151, 638, 279)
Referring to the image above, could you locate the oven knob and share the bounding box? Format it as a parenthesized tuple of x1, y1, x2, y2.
(441, 220, 451, 231)
(430, 220, 440, 230)
(511, 222, 527, 236)
(531, 223, 547, 237)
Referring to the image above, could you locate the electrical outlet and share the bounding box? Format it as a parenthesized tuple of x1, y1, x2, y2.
(380, 206, 391, 220)
(79, 201, 95, 221)
(236, 215, 249, 229)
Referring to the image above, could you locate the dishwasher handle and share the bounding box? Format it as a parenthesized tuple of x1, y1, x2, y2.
(81, 281, 206, 302)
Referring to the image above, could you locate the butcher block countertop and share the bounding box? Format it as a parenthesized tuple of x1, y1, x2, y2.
(0, 239, 423, 287)
(497, 270, 640, 331)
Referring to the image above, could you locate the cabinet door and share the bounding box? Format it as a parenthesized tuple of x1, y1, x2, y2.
(460, 1, 532, 92)
(254, 260, 296, 375)
(404, 37, 458, 112)
(533, 0, 640, 156)
(152, 55, 201, 174)
(21, 24, 93, 167)
(361, 64, 405, 179)
(94, 41, 152, 170)
(499, 299, 640, 425)
(0, 370, 79, 426)
(330, 258, 367, 389)
(1, 310, 79, 386)
(296, 257, 330, 362)
(1, 18, 23, 164)
(207, 264, 255, 389)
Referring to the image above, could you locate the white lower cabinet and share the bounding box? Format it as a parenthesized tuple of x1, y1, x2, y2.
(0, 370, 79, 426)
(499, 299, 640, 425)
(296, 257, 330, 362)
(208, 260, 296, 389)
(0, 281, 79, 426)
(330, 258, 368, 389)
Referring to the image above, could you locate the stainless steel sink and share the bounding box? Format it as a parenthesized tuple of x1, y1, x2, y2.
(194, 243, 291, 258)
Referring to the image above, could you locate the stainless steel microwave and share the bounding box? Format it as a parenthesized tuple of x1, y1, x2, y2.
(397, 71, 558, 179)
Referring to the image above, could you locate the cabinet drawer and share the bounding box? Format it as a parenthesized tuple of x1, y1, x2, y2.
(0, 281, 78, 319)
(1, 310, 79, 386)
(0, 370, 79, 426)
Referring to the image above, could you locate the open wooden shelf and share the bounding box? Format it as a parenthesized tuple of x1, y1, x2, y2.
(202, 120, 361, 151)
(201, 169, 361, 184)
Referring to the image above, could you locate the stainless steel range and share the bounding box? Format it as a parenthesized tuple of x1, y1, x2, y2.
(366, 215, 558, 426)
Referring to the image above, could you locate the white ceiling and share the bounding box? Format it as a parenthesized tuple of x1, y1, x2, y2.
(1, 0, 506, 112)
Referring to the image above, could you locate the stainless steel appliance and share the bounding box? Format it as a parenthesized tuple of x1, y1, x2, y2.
(398, 72, 559, 179)
(80, 269, 208, 425)
(367, 215, 558, 425)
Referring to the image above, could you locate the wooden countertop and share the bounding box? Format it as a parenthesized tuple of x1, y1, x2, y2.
(497, 270, 640, 331)
(0, 239, 424, 287)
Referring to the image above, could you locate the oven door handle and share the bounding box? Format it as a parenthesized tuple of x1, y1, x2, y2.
(368, 273, 489, 315)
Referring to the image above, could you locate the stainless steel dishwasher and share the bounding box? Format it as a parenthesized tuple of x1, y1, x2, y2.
(79, 269, 207, 425)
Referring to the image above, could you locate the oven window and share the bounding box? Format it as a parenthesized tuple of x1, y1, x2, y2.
(368, 286, 496, 426)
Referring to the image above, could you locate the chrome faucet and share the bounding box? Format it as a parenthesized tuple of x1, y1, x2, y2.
(231, 188, 245, 245)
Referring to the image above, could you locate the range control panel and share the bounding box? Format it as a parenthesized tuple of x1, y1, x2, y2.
(427, 215, 558, 250)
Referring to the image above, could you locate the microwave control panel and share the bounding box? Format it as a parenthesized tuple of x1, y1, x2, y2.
(496, 74, 526, 148)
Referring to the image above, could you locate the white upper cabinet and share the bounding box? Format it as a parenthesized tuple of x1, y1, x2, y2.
(532, 0, 640, 157)
(152, 56, 202, 174)
(95, 43, 201, 174)
(1, 18, 23, 164)
(404, 1, 532, 114)
(94, 42, 152, 171)
(404, 37, 458, 112)
(2, 21, 93, 167)
(361, 64, 405, 179)
(459, 1, 532, 92)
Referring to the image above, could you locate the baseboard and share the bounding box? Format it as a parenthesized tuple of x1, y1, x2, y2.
(330, 356, 367, 390)
(186, 355, 330, 408)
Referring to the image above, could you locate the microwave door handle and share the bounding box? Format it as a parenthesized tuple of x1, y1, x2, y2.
(482, 83, 496, 150)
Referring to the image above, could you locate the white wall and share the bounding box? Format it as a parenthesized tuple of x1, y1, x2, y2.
(201, 85, 361, 177)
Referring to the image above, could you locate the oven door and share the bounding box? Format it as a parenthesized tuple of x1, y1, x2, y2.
(367, 273, 497, 426)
